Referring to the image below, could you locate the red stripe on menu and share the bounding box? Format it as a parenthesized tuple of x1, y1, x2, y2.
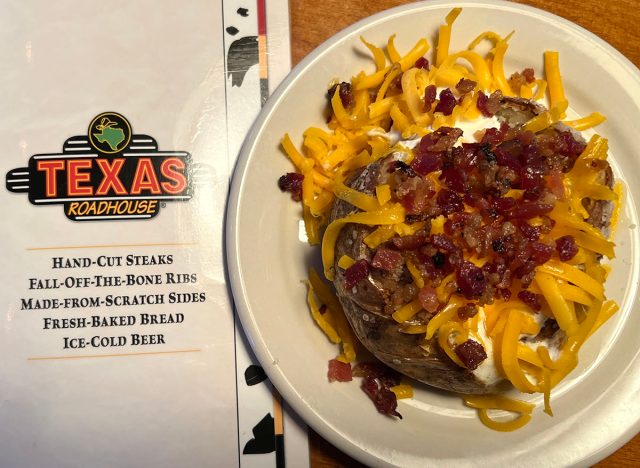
(257, 0, 267, 36)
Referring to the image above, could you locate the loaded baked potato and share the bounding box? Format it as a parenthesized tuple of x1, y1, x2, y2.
(278, 9, 619, 427)
(329, 96, 614, 394)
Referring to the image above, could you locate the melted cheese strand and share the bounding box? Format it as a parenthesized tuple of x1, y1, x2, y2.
(544, 51, 567, 118)
(392, 298, 423, 323)
(436, 8, 462, 66)
(563, 112, 607, 131)
(492, 32, 515, 96)
(322, 204, 405, 279)
(387, 34, 402, 63)
(360, 36, 387, 71)
(535, 271, 578, 334)
(309, 268, 357, 362)
(502, 310, 539, 393)
(538, 260, 604, 300)
(305, 280, 340, 343)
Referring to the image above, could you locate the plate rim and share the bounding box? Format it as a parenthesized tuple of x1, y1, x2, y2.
(226, 1, 640, 466)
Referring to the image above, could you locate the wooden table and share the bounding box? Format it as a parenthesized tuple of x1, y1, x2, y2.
(289, 0, 640, 466)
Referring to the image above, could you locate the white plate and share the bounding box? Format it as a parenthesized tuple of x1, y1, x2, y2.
(227, 1, 640, 465)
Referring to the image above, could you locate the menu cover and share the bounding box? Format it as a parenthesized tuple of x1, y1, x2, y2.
(0, 1, 308, 467)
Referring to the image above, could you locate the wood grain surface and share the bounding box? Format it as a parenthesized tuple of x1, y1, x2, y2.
(288, 0, 640, 466)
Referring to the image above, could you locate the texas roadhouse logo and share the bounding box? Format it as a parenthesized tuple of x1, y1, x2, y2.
(5, 112, 192, 221)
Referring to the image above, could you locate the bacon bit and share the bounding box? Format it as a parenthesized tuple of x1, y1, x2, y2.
(457, 303, 478, 319)
(440, 166, 467, 193)
(556, 235, 578, 261)
(328, 359, 353, 382)
(457, 261, 487, 298)
(411, 151, 442, 175)
(436, 189, 464, 215)
(522, 68, 536, 83)
(454, 339, 487, 370)
(432, 233, 458, 253)
(518, 221, 541, 242)
(492, 197, 516, 215)
(517, 290, 542, 311)
(372, 248, 404, 272)
(418, 286, 440, 313)
(455, 78, 477, 94)
(418, 126, 463, 153)
(557, 131, 587, 159)
(499, 288, 512, 300)
(398, 176, 435, 215)
(508, 68, 535, 94)
(390, 73, 404, 93)
(530, 242, 554, 265)
(547, 170, 566, 199)
(476, 90, 503, 117)
(415, 57, 430, 70)
(391, 232, 428, 250)
(508, 202, 554, 219)
(344, 259, 370, 290)
(277, 172, 304, 201)
(434, 88, 457, 115)
(327, 81, 354, 108)
(354, 362, 402, 418)
(423, 84, 437, 111)
(361, 377, 402, 418)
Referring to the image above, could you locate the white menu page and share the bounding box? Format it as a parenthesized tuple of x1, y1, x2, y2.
(0, 1, 307, 467)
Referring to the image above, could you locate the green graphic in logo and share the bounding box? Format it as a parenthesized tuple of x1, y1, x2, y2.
(88, 112, 132, 154)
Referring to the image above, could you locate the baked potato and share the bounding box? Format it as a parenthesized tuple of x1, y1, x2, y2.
(329, 96, 614, 394)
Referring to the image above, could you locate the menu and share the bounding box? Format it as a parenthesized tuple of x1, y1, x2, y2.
(0, 1, 308, 467)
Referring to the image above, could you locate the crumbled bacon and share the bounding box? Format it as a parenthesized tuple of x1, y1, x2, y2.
(411, 151, 442, 175)
(476, 90, 503, 117)
(556, 235, 578, 261)
(372, 248, 404, 272)
(508, 202, 554, 219)
(391, 232, 428, 250)
(440, 166, 468, 193)
(415, 57, 430, 70)
(419, 127, 463, 153)
(353, 362, 402, 418)
(434, 88, 457, 115)
(518, 290, 542, 311)
(457, 303, 479, 319)
(508, 68, 536, 94)
(423, 84, 437, 111)
(547, 170, 566, 199)
(397, 176, 435, 215)
(344, 259, 370, 290)
(455, 78, 477, 94)
(454, 339, 487, 370)
(530, 242, 554, 265)
(418, 286, 440, 313)
(436, 189, 464, 215)
(457, 261, 487, 299)
(277, 173, 304, 201)
(328, 359, 353, 382)
(522, 68, 536, 83)
(327, 81, 354, 108)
